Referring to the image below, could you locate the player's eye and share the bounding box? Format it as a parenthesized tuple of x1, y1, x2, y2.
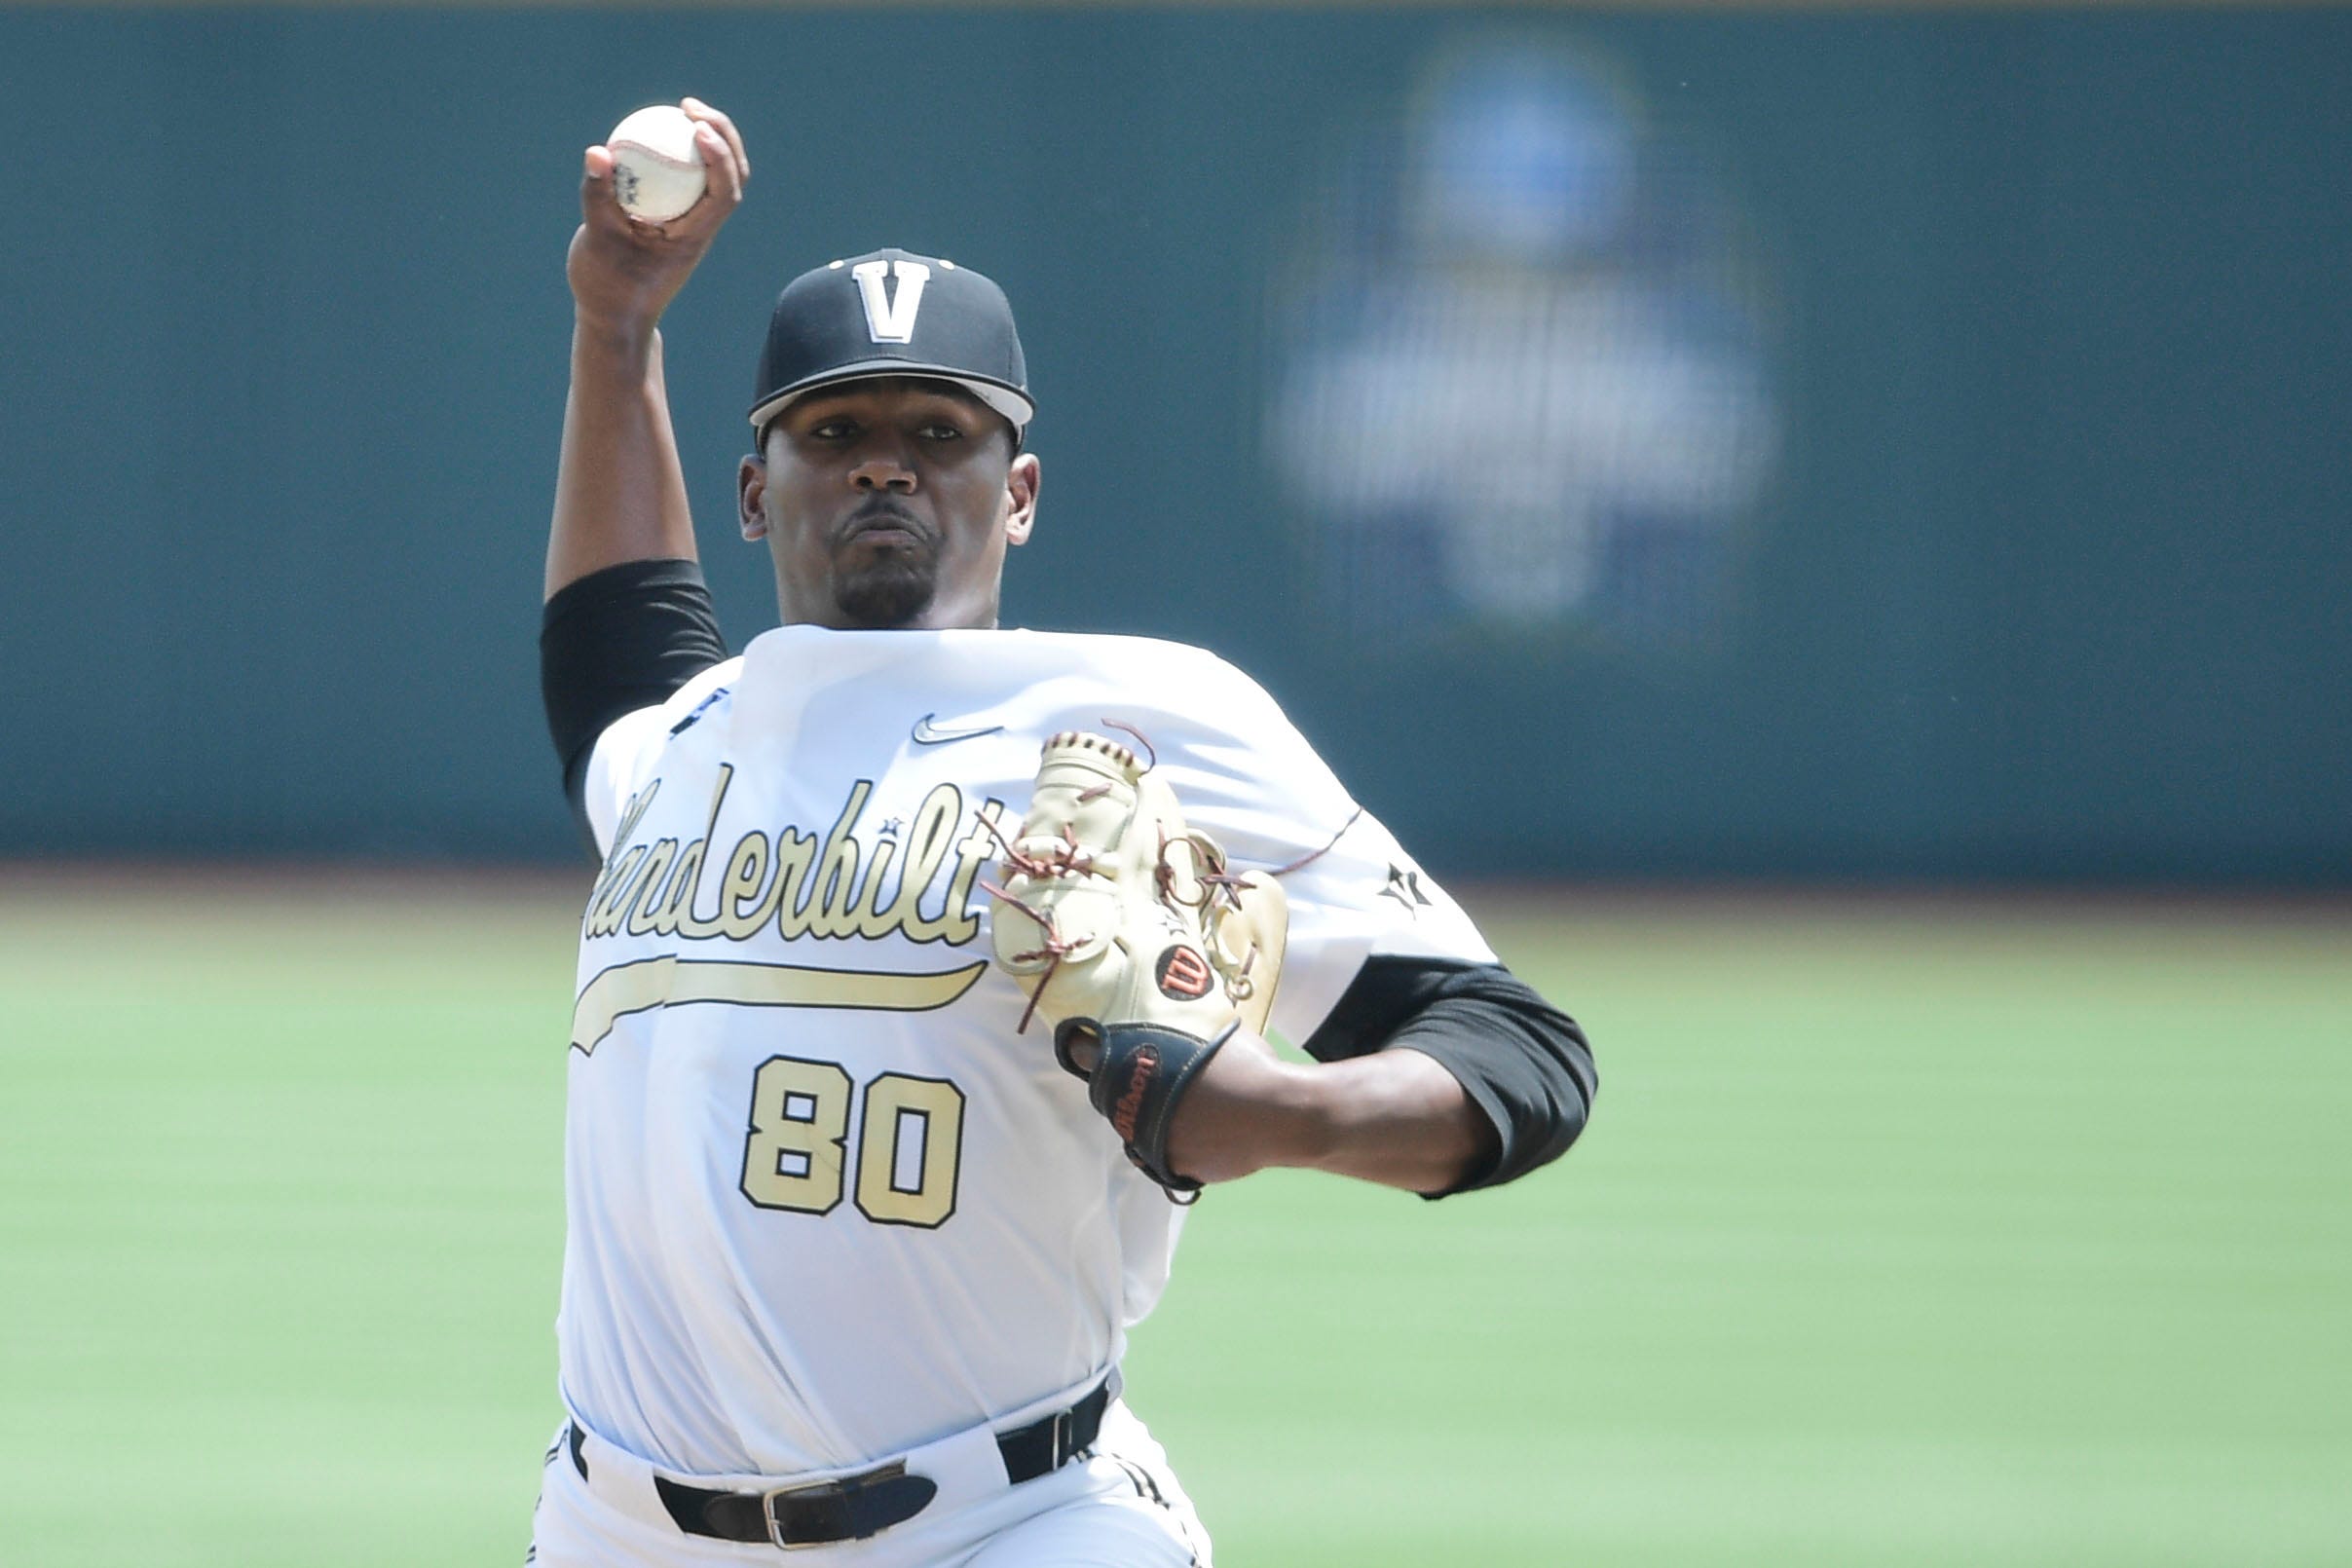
(806, 418, 858, 441)
(918, 423, 963, 442)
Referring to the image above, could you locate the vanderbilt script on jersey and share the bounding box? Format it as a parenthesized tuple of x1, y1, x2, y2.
(562, 626, 1495, 1479)
(573, 769, 1003, 1053)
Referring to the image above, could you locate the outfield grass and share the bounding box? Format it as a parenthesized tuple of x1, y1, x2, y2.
(2, 874, 2345, 1567)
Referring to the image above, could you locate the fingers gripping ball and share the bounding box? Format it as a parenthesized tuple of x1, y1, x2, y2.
(987, 731, 1288, 1196)
(606, 104, 708, 222)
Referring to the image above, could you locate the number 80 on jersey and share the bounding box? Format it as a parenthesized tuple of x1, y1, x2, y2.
(740, 1056, 967, 1228)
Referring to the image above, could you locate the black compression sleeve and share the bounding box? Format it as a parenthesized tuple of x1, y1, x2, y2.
(1300, 956, 1596, 1197)
(541, 558, 728, 843)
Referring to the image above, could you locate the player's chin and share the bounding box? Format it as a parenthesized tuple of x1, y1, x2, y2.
(835, 560, 938, 629)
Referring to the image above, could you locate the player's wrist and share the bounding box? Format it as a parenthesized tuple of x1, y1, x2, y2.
(1225, 1054, 1346, 1176)
(572, 308, 662, 360)
(1157, 1041, 1327, 1184)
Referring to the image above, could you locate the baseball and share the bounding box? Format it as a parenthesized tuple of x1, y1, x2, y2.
(605, 104, 707, 223)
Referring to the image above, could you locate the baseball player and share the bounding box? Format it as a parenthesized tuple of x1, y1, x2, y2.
(530, 99, 1596, 1566)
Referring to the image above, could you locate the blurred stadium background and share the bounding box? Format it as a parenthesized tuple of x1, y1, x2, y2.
(2, 2, 2345, 1565)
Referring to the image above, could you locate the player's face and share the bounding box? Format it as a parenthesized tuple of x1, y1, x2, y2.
(739, 378, 1039, 631)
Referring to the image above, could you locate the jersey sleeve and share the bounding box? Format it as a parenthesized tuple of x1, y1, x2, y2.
(1139, 653, 1497, 1051)
(541, 558, 730, 852)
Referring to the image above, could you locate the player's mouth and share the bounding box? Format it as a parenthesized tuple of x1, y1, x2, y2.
(840, 502, 929, 551)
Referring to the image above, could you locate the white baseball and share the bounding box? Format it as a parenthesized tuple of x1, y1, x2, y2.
(605, 104, 707, 223)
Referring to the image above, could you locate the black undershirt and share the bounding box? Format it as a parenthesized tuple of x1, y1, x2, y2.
(541, 559, 728, 848)
(540, 558, 1593, 1194)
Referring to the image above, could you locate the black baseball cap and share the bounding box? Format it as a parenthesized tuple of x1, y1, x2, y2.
(748, 247, 1032, 442)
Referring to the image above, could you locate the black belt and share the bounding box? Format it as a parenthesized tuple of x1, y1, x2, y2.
(593, 1376, 1115, 1550)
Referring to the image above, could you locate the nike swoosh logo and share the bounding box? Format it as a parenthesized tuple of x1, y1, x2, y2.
(912, 714, 1005, 746)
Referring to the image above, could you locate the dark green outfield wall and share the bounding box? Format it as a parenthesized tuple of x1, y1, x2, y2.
(2, 6, 2346, 881)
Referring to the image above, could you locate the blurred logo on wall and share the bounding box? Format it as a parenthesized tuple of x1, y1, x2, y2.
(1266, 38, 1779, 653)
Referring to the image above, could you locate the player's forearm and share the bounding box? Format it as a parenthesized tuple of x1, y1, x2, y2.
(545, 320, 700, 599)
(1174, 1041, 1494, 1196)
(1287, 1046, 1494, 1193)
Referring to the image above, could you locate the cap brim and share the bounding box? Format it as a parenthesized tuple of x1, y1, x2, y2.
(749, 361, 1033, 435)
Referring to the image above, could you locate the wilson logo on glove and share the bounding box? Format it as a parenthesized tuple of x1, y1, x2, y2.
(1154, 946, 1214, 1000)
(1111, 1047, 1159, 1142)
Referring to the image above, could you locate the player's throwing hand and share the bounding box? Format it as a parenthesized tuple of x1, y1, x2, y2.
(568, 96, 750, 333)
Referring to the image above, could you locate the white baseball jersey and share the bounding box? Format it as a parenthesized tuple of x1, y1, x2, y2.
(560, 625, 1494, 1478)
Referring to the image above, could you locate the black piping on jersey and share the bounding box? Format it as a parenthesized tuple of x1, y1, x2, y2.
(541, 558, 728, 852)
(540, 559, 1595, 1196)
(1109, 1454, 1202, 1567)
(1301, 957, 1596, 1196)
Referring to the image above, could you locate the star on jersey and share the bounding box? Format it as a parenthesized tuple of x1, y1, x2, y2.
(1379, 863, 1433, 914)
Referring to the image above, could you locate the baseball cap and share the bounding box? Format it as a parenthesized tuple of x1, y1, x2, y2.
(749, 247, 1032, 442)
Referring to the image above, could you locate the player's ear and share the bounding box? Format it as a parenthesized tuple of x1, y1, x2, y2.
(738, 453, 769, 541)
(1003, 451, 1040, 547)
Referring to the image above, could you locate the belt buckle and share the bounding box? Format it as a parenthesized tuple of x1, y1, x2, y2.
(758, 1477, 825, 1553)
(759, 1461, 901, 1551)
(1045, 1407, 1070, 1468)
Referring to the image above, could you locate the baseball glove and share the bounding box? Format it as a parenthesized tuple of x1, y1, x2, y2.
(987, 730, 1288, 1198)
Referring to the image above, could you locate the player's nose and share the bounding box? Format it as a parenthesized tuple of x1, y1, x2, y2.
(849, 458, 917, 494)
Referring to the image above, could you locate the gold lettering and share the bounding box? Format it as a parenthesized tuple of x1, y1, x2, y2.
(584, 781, 663, 926)
(937, 800, 1006, 946)
(585, 781, 1009, 952)
(803, 782, 873, 940)
(890, 786, 967, 943)
(671, 766, 737, 940)
(652, 861, 694, 936)
(604, 782, 660, 869)
(717, 831, 772, 941)
(623, 840, 680, 936)
(769, 828, 820, 940)
(584, 843, 651, 940)
(854, 837, 900, 938)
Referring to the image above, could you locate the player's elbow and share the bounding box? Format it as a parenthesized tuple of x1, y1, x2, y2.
(1388, 969, 1596, 1197)
(1508, 1047, 1595, 1180)
(1302, 956, 1595, 1196)
(1454, 1009, 1596, 1193)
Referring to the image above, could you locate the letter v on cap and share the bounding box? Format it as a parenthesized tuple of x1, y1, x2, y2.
(853, 259, 930, 344)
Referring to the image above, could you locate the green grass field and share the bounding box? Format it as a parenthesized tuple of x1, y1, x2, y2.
(3, 873, 2346, 1567)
